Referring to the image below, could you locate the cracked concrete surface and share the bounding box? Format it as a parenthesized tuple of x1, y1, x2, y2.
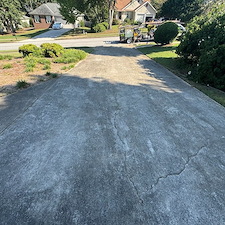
(1, 45, 225, 224)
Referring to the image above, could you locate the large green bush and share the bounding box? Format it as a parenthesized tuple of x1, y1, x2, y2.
(154, 22, 178, 45)
(19, 44, 40, 57)
(40, 43, 64, 58)
(177, 1, 225, 90)
(54, 49, 87, 64)
(93, 23, 106, 33)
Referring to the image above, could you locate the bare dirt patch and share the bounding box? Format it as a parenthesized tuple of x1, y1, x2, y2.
(0, 58, 69, 96)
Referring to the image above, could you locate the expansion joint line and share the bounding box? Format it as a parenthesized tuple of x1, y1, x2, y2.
(150, 146, 207, 190)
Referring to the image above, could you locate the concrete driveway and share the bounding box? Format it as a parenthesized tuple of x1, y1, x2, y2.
(1, 46, 225, 224)
(29, 28, 72, 39)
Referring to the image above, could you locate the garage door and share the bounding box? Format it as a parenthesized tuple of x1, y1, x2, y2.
(136, 14, 144, 23)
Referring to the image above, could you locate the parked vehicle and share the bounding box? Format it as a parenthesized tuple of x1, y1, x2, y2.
(52, 22, 63, 30)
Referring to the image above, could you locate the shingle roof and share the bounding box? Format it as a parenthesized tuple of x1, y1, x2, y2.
(29, 3, 61, 16)
(115, 0, 131, 10)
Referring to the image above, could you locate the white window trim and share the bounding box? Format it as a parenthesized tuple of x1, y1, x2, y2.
(34, 15, 40, 23)
(45, 15, 52, 24)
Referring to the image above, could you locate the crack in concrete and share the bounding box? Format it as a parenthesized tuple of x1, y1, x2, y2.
(150, 146, 207, 190)
(112, 95, 144, 204)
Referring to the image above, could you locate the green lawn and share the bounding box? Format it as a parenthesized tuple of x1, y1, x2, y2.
(138, 42, 225, 107)
(0, 29, 49, 43)
(58, 25, 119, 39)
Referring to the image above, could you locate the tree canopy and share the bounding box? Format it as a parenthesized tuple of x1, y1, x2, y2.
(160, 0, 204, 22)
(0, 0, 23, 33)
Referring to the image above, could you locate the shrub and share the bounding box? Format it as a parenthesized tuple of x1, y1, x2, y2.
(93, 23, 106, 33)
(112, 19, 120, 25)
(0, 55, 13, 60)
(21, 21, 29, 28)
(19, 44, 40, 57)
(3, 63, 13, 69)
(24, 56, 37, 72)
(40, 43, 64, 58)
(45, 72, 58, 78)
(16, 80, 29, 89)
(61, 66, 67, 70)
(54, 49, 87, 64)
(36, 58, 51, 65)
(43, 64, 51, 70)
(154, 22, 178, 45)
(196, 45, 225, 90)
(177, 1, 225, 90)
(79, 20, 85, 27)
(101, 22, 109, 29)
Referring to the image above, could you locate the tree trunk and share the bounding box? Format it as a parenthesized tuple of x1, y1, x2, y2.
(108, 8, 114, 29)
(108, 0, 116, 30)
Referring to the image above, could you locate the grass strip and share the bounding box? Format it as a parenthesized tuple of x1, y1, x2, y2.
(138, 43, 225, 107)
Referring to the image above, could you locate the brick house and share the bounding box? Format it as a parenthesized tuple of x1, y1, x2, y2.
(29, 3, 85, 29)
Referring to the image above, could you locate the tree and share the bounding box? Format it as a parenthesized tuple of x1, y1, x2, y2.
(19, 0, 56, 12)
(160, 0, 204, 22)
(57, 0, 84, 29)
(107, 0, 116, 29)
(57, 0, 115, 29)
(0, 0, 23, 33)
(151, 0, 167, 10)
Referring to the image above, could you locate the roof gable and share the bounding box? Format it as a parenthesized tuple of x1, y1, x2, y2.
(115, 0, 132, 10)
(29, 3, 61, 16)
(116, 0, 156, 12)
(135, 1, 157, 12)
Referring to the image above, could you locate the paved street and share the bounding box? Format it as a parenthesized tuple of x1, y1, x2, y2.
(0, 37, 118, 51)
(0, 45, 225, 224)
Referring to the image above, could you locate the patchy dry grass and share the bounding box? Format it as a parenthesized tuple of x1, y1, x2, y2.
(0, 47, 92, 96)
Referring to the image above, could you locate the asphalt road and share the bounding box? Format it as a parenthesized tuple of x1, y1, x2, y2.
(1, 46, 225, 224)
(0, 37, 118, 51)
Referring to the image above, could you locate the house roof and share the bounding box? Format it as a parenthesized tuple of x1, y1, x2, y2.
(29, 3, 61, 16)
(115, 0, 132, 10)
(135, 1, 157, 12)
(116, 0, 156, 12)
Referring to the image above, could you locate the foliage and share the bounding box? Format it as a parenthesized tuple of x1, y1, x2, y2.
(160, 0, 204, 22)
(79, 20, 85, 27)
(154, 22, 178, 45)
(151, 0, 167, 10)
(177, 1, 225, 90)
(40, 43, 64, 58)
(57, 0, 115, 29)
(19, 44, 40, 57)
(54, 49, 87, 63)
(57, 0, 83, 28)
(19, 0, 56, 12)
(3, 63, 13, 69)
(101, 22, 109, 29)
(93, 23, 106, 33)
(112, 18, 120, 25)
(24, 56, 37, 72)
(0, 55, 13, 60)
(16, 80, 29, 88)
(0, 0, 23, 33)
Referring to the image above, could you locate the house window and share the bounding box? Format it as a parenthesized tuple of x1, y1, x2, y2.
(34, 15, 40, 23)
(45, 15, 52, 23)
